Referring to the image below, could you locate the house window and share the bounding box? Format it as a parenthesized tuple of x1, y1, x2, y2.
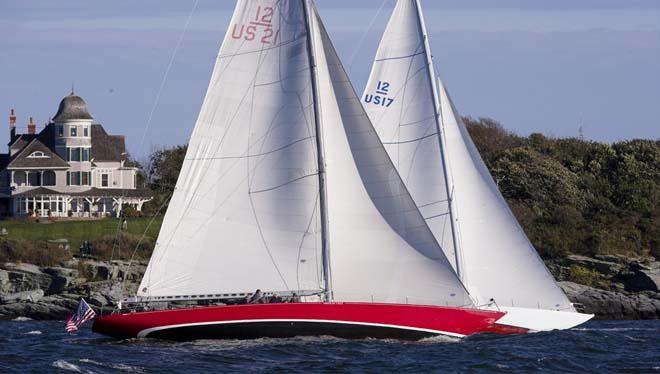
(70, 126, 77, 137)
(58, 126, 64, 137)
(42, 171, 56, 186)
(27, 151, 49, 158)
(67, 147, 81, 162)
(66, 147, 90, 162)
(101, 174, 109, 187)
(67, 171, 90, 186)
(83, 127, 89, 137)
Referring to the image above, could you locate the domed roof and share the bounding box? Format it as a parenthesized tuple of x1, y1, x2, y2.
(52, 93, 93, 122)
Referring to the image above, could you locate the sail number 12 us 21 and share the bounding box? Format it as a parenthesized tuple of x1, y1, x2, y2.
(231, 6, 280, 45)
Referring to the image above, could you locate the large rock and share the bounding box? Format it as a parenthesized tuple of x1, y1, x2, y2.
(0, 289, 44, 304)
(42, 267, 78, 294)
(614, 261, 660, 292)
(560, 281, 660, 319)
(0, 263, 52, 294)
(562, 255, 624, 277)
(0, 294, 80, 320)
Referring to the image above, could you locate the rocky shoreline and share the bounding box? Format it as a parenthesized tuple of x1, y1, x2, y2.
(0, 259, 145, 320)
(0, 255, 658, 321)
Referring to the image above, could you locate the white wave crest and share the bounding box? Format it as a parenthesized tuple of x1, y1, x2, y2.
(51, 360, 87, 373)
(26, 330, 42, 335)
(12, 317, 32, 321)
(79, 358, 145, 373)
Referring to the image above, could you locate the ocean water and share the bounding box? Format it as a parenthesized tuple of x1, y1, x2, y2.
(0, 319, 658, 373)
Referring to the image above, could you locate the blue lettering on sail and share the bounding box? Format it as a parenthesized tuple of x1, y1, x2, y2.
(364, 81, 394, 107)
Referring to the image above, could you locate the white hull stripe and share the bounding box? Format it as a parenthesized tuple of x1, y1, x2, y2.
(137, 319, 466, 339)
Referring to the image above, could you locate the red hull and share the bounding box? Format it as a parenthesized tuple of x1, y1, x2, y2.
(92, 302, 504, 341)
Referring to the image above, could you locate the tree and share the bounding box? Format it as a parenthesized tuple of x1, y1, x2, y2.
(142, 145, 187, 214)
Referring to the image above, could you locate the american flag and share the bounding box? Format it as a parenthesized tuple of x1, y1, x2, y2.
(65, 298, 96, 333)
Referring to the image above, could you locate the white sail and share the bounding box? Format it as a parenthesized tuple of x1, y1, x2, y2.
(139, 0, 471, 308)
(140, 0, 323, 297)
(310, 8, 470, 307)
(362, 0, 458, 271)
(437, 79, 575, 311)
(362, 0, 574, 311)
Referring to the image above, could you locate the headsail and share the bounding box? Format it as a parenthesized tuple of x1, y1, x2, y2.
(363, 0, 574, 311)
(437, 79, 574, 311)
(140, 0, 471, 308)
(310, 7, 470, 307)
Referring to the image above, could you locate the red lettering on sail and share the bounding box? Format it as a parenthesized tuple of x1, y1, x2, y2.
(230, 6, 280, 45)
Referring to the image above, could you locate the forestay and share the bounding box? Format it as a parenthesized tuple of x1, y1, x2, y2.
(140, 0, 323, 297)
(362, 0, 458, 271)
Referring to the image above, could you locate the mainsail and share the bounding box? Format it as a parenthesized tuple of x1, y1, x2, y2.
(140, 0, 471, 308)
(361, 0, 458, 272)
(363, 0, 574, 311)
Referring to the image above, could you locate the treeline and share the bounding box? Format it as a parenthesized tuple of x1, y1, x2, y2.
(465, 117, 659, 260)
(143, 119, 659, 260)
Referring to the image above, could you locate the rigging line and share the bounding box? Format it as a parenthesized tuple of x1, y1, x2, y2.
(346, 0, 390, 70)
(136, 0, 199, 161)
(296, 194, 320, 291)
(248, 173, 319, 194)
(245, 35, 289, 292)
(121, 192, 172, 300)
(248, 187, 290, 291)
(150, 36, 274, 265)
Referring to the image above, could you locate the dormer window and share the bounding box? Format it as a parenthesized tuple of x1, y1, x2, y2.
(27, 151, 49, 158)
(70, 127, 77, 137)
(58, 125, 64, 137)
(84, 127, 89, 137)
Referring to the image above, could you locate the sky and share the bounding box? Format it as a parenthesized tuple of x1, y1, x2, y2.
(1, 0, 659, 161)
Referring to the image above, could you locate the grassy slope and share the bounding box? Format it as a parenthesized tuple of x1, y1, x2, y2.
(0, 217, 163, 252)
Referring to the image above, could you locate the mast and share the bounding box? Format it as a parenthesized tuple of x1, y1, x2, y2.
(413, 0, 464, 286)
(302, 0, 332, 301)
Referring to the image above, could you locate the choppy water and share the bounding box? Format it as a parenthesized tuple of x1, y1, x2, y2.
(0, 319, 658, 373)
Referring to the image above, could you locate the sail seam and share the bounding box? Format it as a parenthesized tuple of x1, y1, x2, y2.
(248, 173, 319, 194)
(185, 136, 315, 160)
(382, 132, 437, 145)
(375, 51, 425, 62)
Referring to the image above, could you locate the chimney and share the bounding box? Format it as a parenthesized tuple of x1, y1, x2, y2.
(9, 109, 16, 140)
(28, 117, 36, 134)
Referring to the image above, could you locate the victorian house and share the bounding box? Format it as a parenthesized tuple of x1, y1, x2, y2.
(0, 92, 151, 218)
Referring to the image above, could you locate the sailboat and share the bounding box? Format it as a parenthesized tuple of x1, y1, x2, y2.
(92, 0, 505, 340)
(362, 0, 593, 332)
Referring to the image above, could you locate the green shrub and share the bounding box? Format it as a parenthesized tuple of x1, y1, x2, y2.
(0, 239, 71, 267)
(89, 233, 154, 261)
(567, 265, 600, 286)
